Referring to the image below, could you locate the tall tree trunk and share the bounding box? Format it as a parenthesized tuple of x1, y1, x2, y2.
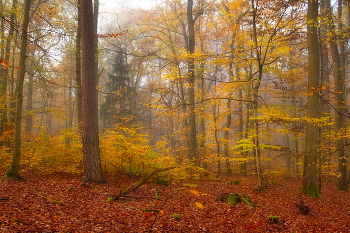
(301, 0, 321, 198)
(186, 0, 198, 164)
(25, 53, 34, 134)
(93, 0, 99, 129)
(75, 0, 83, 131)
(251, 0, 264, 191)
(0, 0, 5, 137)
(319, 0, 333, 181)
(213, 104, 221, 177)
(4, 0, 31, 180)
(224, 98, 232, 176)
(324, 0, 348, 191)
(81, 0, 104, 183)
(0, 0, 18, 143)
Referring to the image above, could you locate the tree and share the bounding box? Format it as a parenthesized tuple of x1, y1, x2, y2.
(324, 0, 348, 192)
(100, 50, 133, 128)
(301, 0, 321, 198)
(186, 0, 199, 164)
(80, 0, 104, 183)
(0, 0, 17, 142)
(75, 0, 83, 130)
(4, 0, 31, 180)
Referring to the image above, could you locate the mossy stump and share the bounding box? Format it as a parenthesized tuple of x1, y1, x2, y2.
(215, 192, 259, 208)
(229, 180, 240, 185)
(268, 215, 279, 224)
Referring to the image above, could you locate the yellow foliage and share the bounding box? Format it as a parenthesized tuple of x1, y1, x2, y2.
(20, 127, 82, 174)
(100, 123, 175, 176)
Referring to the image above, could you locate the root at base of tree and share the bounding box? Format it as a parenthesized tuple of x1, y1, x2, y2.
(295, 198, 311, 215)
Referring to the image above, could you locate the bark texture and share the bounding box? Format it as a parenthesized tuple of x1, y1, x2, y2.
(4, 0, 31, 180)
(81, 0, 104, 183)
(301, 0, 321, 198)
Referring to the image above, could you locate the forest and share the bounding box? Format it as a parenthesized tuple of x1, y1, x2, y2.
(0, 0, 350, 232)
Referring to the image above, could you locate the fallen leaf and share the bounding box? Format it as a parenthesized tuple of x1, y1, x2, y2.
(195, 202, 204, 209)
(189, 189, 200, 197)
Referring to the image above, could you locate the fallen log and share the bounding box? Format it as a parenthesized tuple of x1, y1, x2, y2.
(108, 167, 175, 201)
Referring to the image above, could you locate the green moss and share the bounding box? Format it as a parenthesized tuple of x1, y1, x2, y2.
(229, 180, 240, 185)
(268, 215, 279, 224)
(172, 214, 180, 220)
(258, 185, 266, 193)
(157, 177, 171, 186)
(106, 197, 115, 203)
(300, 185, 322, 199)
(3, 168, 25, 181)
(227, 193, 238, 206)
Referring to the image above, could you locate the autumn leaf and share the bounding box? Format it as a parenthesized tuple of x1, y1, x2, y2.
(189, 190, 201, 197)
(144, 212, 153, 217)
(0, 59, 9, 68)
(195, 202, 204, 209)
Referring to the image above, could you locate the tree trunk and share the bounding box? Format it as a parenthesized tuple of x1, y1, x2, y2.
(0, 0, 5, 137)
(75, 0, 83, 131)
(81, 0, 104, 183)
(186, 0, 198, 164)
(301, 0, 321, 198)
(25, 52, 34, 134)
(93, 0, 99, 129)
(0, 0, 17, 143)
(4, 0, 31, 180)
(324, 0, 348, 192)
(224, 98, 232, 176)
(251, 0, 264, 191)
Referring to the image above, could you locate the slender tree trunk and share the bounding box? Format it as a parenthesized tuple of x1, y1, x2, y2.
(0, 0, 5, 137)
(301, 0, 321, 198)
(224, 98, 232, 176)
(81, 0, 104, 183)
(75, 0, 83, 131)
(186, 0, 198, 164)
(0, 0, 17, 142)
(4, 0, 31, 180)
(25, 51, 35, 134)
(212, 101, 221, 177)
(251, 0, 264, 191)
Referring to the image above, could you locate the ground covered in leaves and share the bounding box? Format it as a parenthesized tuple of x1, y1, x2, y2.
(1, 173, 349, 232)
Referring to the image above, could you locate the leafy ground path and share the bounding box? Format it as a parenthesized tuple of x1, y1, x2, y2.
(0, 173, 349, 232)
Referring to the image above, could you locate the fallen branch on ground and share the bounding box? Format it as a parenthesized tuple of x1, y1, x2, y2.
(108, 167, 175, 201)
(31, 188, 63, 204)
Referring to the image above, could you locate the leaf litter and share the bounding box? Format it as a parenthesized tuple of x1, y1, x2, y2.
(0, 173, 349, 232)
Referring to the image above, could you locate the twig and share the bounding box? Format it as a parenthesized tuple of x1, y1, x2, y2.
(31, 188, 63, 204)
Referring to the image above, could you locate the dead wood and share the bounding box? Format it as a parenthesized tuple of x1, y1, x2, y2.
(110, 167, 175, 200)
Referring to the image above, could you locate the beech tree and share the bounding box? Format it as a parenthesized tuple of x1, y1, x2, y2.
(75, 0, 83, 130)
(80, 0, 104, 183)
(4, 0, 31, 180)
(301, 0, 321, 198)
(186, 0, 200, 164)
(0, 0, 17, 141)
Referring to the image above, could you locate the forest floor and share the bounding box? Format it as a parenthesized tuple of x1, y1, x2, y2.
(0, 172, 349, 232)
